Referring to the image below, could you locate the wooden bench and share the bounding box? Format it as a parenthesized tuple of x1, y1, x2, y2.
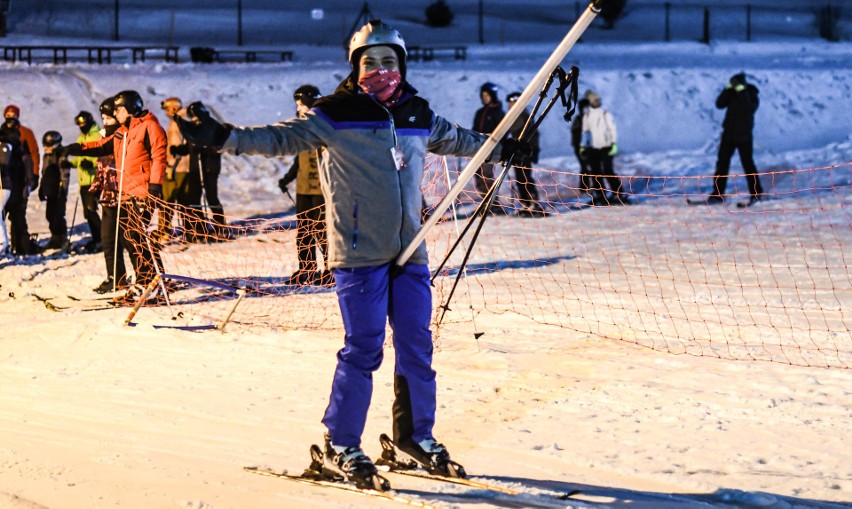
(407, 45, 467, 62)
(0, 45, 179, 64)
(211, 49, 294, 63)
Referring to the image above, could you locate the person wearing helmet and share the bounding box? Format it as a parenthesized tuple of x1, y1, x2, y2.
(89, 97, 129, 294)
(71, 111, 103, 253)
(38, 131, 73, 249)
(471, 82, 506, 213)
(505, 91, 544, 217)
(0, 106, 39, 255)
(176, 19, 526, 490)
(64, 90, 168, 304)
(277, 84, 329, 285)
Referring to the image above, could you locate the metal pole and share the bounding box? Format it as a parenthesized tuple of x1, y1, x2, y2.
(395, 1, 603, 268)
(237, 0, 243, 46)
(478, 0, 484, 44)
(114, 0, 119, 41)
(746, 5, 751, 42)
(702, 7, 710, 44)
(664, 2, 670, 42)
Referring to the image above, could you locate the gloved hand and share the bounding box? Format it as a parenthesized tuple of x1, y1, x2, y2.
(61, 143, 83, 158)
(500, 139, 532, 163)
(60, 159, 73, 170)
(579, 147, 588, 160)
(608, 143, 618, 156)
(734, 84, 745, 92)
(38, 187, 47, 202)
(170, 144, 190, 156)
(79, 159, 94, 170)
(175, 101, 232, 149)
(148, 183, 163, 199)
(277, 177, 290, 194)
(25, 172, 38, 193)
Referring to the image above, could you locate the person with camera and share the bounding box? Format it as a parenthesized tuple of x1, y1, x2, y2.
(64, 90, 168, 304)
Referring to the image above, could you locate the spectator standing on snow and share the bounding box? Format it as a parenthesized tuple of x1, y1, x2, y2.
(71, 111, 103, 252)
(89, 98, 129, 294)
(0, 109, 39, 255)
(175, 19, 528, 491)
(571, 97, 593, 200)
(505, 91, 544, 217)
(277, 84, 331, 285)
(581, 90, 629, 205)
(472, 82, 507, 214)
(707, 72, 763, 207)
(156, 97, 194, 243)
(66, 90, 168, 304)
(2, 105, 40, 255)
(38, 131, 72, 249)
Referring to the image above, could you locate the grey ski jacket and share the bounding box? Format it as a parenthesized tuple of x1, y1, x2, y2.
(223, 77, 501, 269)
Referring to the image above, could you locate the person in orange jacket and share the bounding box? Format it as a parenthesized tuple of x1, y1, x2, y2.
(65, 90, 168, 304)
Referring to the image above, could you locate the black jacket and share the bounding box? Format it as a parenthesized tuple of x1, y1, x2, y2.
(472, 102, 504, 135)
(716, 83, 759, 141)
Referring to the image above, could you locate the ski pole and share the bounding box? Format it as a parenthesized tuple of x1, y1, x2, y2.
(395, 0, 605, 269)
(113, 133, 128, 293)
(66, 194, 80, 252)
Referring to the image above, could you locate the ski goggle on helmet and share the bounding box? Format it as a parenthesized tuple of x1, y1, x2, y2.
(74, 111, 94, 127)
(348, 19, 407, 79)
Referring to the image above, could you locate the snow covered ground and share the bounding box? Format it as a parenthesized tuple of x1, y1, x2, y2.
(1, 4, 851, 509)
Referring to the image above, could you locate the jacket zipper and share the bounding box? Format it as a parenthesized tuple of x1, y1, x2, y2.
(378, 104, 406, 250)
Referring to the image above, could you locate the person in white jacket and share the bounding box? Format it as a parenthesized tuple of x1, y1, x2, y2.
(581, 90, 630, 205)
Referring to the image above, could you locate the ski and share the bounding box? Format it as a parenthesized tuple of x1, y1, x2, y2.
(244, 467, 434, 507)
(376, 434, 581, 500)
(244, 446, 436, 509)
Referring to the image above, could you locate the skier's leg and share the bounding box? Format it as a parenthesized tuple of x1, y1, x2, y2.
(80, 186, 102, 244)
(322, 264, 390, 448)
(738, 138, 763, 198)
(713, 135, 735, 197)
(388, 263, 436, 444)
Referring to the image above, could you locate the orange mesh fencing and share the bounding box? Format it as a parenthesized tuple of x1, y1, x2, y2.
(118, 157, 851, 369)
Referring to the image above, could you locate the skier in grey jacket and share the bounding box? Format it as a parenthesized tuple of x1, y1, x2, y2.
(176, 19, 524, 490)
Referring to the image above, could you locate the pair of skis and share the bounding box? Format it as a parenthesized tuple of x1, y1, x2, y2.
(245, 434, 581, 508)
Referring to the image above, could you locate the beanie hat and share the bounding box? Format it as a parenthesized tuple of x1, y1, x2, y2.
(4, 104, 20, 119)
(583, 90, 600, 103)
(480, 82, 499, 102)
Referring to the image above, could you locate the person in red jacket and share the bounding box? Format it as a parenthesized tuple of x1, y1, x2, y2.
(2, 104, 41, 254)
(65, 90, 168, 303)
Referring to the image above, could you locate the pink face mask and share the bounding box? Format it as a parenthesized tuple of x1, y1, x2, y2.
(358, 69, 402, 105)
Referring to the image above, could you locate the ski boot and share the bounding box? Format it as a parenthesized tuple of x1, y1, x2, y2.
(380, 433, 466, 478)
(321, 434, 390, 491)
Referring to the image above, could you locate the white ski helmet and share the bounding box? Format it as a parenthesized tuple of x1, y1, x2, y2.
(348, 19, 407, 78)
